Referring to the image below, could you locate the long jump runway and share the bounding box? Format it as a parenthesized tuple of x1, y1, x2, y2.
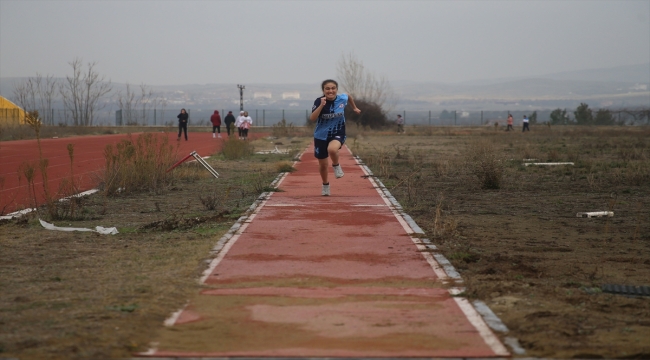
(143, 145, 509, 358)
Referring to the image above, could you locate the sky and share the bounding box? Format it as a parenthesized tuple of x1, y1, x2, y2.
(1, 0, 649, 86)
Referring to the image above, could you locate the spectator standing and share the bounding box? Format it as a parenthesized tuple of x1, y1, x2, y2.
(210, 110, 222, 138)
(224, 111, 236, 137)
(396, 114, 405, 134)
(177, 108, 189, 141)
(506, 113, 514, 131)
(240, 111, 253, 140)
(522, 115, 530, 132)
(309, 79, 361, 196)
(235, 111, 245, 139)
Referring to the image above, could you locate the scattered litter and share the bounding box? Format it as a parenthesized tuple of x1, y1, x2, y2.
(256, 146, 289, 154)
(0, 208, 36, 220)
(524, 162, 574, 166)
(39, 219, 118, 235)
(576, 211, 613, 218)
(59, 189, 99, 202)
(601, 284, 650, 297)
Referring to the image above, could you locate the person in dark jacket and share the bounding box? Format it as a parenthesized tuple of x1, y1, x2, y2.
(177, 108, 189, 141)
(224, 111, 236, 136)
(210, 110, 222, 138)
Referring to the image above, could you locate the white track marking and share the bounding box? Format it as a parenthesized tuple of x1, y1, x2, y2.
(199, 197, 269, 284)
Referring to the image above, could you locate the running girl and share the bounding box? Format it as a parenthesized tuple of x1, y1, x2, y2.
(309, 79, 361, 196)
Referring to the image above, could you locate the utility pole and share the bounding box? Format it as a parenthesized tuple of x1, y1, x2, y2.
(237, 84, 245, 111)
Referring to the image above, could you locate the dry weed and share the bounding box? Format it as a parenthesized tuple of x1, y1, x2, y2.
(465, 140, 504, 189)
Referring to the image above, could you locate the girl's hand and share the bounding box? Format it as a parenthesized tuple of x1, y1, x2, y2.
(353, 107, 361, 114)
(320, 97, 327, 107)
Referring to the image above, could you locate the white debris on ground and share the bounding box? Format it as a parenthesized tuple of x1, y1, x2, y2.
(576, 211, 614, 218)
(39, 219, 119, 235)
(256, 146, 289, 154)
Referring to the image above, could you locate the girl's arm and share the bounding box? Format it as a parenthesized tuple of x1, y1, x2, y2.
(348, 95, 361, 114)
(309, 97, 327, 122)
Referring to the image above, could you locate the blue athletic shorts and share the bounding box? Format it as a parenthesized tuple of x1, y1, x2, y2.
(314, 134, 346, 159)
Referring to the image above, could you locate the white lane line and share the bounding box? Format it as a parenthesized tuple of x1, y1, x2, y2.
(450, 288, 510, 357)
(163, 303, 188, 327)
(199, 196, 270, 284)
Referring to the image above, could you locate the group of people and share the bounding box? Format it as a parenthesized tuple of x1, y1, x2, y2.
(506, 113, 530, 132)
(176, 109, 253, 141)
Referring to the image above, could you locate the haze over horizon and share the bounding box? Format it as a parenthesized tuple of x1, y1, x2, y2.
(1, 0, 649, 87)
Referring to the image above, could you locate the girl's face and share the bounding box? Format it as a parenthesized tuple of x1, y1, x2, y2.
(181, 109, 186, 114)
(322, 82, 338, 101)
(244, 112, 248, 116)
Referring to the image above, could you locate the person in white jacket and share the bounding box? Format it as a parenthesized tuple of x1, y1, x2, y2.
(240, 111, 253, 140)
(234, 111, 245, 139)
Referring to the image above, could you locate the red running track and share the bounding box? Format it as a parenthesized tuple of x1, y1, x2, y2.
(142, 145, 510, 358)
(0, 131, 263, 215)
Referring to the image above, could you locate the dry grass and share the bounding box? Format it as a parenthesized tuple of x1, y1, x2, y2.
(220, 137, 254, 160)
(464, 139, 505, 189)
(102, 133, 178, 196)
(350, 125, 650, 359)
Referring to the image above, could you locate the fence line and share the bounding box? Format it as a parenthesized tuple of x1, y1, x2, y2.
(2, 108, 648, 127)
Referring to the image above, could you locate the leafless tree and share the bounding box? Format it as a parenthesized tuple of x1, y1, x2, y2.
(12, 73, 58, 124)
(336, 52, 398, 112)
(59, 58, 112, 126)
(116, 83, 158, 125)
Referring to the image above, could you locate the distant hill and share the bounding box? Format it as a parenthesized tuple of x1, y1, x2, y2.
(540, 63, 650, 83)
(2, 63, 649, 111)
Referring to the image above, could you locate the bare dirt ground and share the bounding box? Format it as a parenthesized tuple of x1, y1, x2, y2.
(1, 125, 649, 359)
(0, 132, 308, 359)
(350, 125, 650, 359)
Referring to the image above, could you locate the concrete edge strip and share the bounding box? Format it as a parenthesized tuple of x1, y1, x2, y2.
(451, 292, 510, 357)
(348, 145, 518, 357)
(473, 300, 526, 355)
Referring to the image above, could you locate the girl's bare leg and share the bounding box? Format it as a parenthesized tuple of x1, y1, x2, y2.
(318, 158, 329, 184)
(328, 140, 341, 166)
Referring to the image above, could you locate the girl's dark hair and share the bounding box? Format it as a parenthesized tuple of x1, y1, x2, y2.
(321, 79, 338, 91)
(181, 108, 186, 113)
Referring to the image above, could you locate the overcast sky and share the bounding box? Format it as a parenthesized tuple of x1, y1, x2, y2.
(1, 0, 649, 86)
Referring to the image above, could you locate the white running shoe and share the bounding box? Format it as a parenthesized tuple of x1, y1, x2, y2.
(333, 164, 344, 179)
(217, 134, 222, 138)
(212, 133, 216, 138)
(322, 184, 330, 196)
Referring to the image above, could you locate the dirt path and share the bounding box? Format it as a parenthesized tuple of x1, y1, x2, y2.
(142, 145, 509, 358)
(0, 132, 262, 214)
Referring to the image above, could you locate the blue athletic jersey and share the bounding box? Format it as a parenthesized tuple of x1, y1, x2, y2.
(312, 93, 348, 140)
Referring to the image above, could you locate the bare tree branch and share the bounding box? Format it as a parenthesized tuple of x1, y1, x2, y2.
(59, 58, 112, 126)
(336, 52, 398, 113)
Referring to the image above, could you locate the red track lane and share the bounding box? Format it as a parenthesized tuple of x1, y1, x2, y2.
(145, 145, 509, 358)
(0, 132, 262, 214)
